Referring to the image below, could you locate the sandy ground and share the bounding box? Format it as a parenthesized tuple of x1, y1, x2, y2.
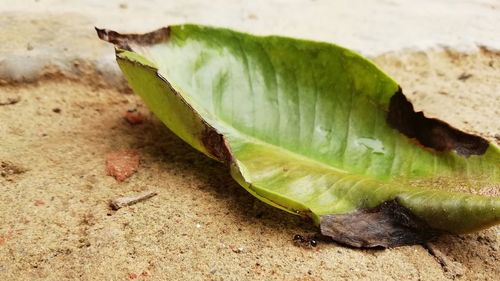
(4, 1, 500, 57)
(0, 44, 499, 280)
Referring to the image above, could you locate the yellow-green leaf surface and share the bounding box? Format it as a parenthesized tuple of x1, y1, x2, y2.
(97, 25, 499, 247)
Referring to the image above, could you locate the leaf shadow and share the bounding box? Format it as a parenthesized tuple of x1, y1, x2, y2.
(109, 114, 498, 262)
(112, 115, 318, 239)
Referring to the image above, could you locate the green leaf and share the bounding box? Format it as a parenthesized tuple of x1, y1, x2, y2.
(97, 25, 499, 247)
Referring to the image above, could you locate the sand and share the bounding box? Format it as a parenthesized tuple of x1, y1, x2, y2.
(1, 44, 499, 280)
(1, 2, 499, 279)
(4, 0, 500, 58)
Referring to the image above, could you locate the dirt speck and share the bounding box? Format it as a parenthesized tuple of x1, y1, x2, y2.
(0, 96, 20, 106)
(0, 161, 27, 178)
(457, 72, 473, 81)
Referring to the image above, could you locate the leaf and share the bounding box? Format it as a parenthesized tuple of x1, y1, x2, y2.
(97, 25, 500, 247)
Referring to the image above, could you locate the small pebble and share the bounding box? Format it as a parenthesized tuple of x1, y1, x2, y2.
(124, 109, 144, 125)
(105, 150, 140, 182)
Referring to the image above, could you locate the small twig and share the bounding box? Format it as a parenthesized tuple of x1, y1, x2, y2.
(457, 72, 472, 81)
(423, 242, 464, 279)
(110, 191, 157, 210)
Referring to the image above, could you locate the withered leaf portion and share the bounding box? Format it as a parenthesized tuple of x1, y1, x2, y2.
(97, 25, 500, 247)
(320, 200, 440, 247)
(387, 88, 488, 156)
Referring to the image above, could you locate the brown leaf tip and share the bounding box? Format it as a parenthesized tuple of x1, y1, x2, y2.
(320, 200, 440, 248)
(387, 88, 489, 157)
(96, 26, 171, 51)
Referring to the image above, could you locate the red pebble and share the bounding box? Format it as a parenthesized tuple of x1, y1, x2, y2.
(105, 150, 140, 182)
(0, 231, 13, 245)
(124, 110, 145, 125)
(34, 199, 45, 206)
(128, 273, 137, 279)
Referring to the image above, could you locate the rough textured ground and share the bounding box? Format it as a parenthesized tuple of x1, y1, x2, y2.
(0, 48, 499, 280)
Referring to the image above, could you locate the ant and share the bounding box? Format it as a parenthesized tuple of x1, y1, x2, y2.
(293, 234, 318, 248)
